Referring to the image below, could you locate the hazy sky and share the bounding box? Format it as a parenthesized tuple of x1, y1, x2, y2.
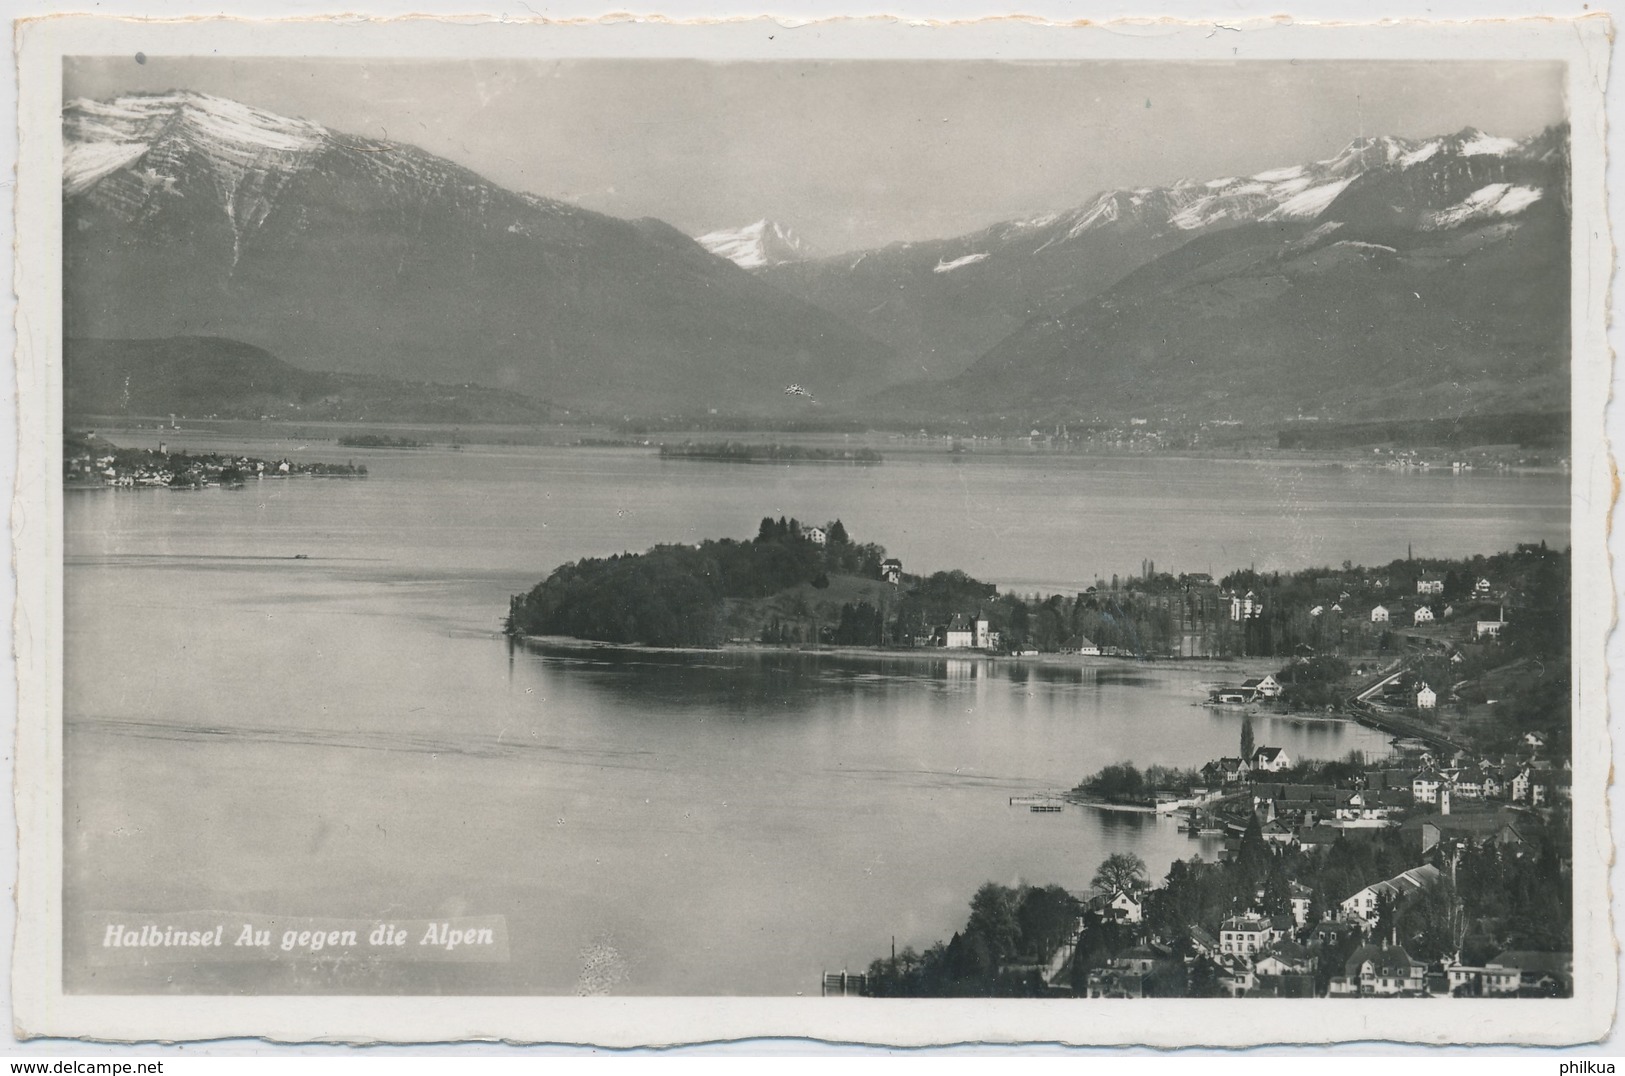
(65, 57, 1566, 254)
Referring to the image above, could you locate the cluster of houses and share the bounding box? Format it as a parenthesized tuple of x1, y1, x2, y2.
(66, 439, 363, 488)
(1062, 737, 1572, 998)
(1227, 574, 1509, 639)
(1081, 892, 1571, 999)
(1079, 838, 1570, 999)
(1199, 745, 1570, 830)
(1081, 869, 1572, 999)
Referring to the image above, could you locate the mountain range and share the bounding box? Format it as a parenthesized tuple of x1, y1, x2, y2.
(64, 92, 890, 418)
(63, 91, 1569, 430)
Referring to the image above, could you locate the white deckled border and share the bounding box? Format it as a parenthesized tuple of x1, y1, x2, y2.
(10, 12, 1615, 1047)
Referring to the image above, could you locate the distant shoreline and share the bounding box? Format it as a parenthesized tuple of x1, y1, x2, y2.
(68, 415, 1571, 473)
(514, 634, 1281, 676)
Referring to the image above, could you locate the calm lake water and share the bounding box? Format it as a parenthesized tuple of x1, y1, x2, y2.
(63, 441, 1566, 994)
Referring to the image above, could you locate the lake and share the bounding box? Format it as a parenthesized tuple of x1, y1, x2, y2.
(62, 441, 1566, 994)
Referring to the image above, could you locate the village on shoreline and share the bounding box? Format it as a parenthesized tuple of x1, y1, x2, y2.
(63, 430, 367, 488)
(840, 535, 1571, 1000)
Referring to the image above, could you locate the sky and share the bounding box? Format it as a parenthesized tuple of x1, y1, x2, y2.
(64, 57, 1566, 255)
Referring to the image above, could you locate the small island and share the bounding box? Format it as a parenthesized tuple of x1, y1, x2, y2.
(336, 434, 427, 448)
(658, 441, 882, 464)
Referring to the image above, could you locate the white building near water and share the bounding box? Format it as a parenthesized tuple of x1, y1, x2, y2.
(1416, 683, 1438, 709)
(944, 612, 990, 650)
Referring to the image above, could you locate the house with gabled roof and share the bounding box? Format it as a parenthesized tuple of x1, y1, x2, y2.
(1205, 757, 1251, 785)
(1241, 674, 1282, 699)
(1335, 788, 1411, 825)
(1093, 888, 1143, 925)
(1411, 770, 1445, 805)
(1252, 746, 1290, 773)
(1309, 919, 1358, 950)
(943, 612, 989, 649)
(1213, 952, 1255, 997)
(1331, 944, 1427, 996)
(1338, 865, 1442, 927)
(1254, 939, 1316, 979)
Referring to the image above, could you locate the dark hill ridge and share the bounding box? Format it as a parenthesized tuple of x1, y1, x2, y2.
(864, 125, 1570, 424)
(65, 335, 564, 424)
(64, 91, 894, 417)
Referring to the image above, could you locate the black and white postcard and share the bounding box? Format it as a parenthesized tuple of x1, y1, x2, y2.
(10, 12, 1615, 1046)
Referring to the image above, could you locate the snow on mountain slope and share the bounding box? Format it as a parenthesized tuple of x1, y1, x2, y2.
(696, 218, 809, 269)
(1005, 129, 1551, 249)
(63, 140, 150, 196)
(933, 252, 989, 273)
(1460, 129, 1522, 156)
(65, 91, 328, 187)
(1263, 176, 1359, 221)
(1425, 183, 1544, 229)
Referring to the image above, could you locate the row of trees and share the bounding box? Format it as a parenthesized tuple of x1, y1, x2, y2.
(1073, 763, 1202, 805)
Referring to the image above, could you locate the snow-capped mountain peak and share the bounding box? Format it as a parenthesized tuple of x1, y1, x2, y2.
(1010, 126, 1553, 249)
(695, 218, 810, 270)
(64, 90, 330, 195)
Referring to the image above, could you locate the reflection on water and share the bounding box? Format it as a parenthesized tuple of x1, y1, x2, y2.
(61, 446, 1558, 995)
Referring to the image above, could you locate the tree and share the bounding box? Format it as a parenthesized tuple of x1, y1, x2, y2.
(1082, 762, 1145, 804)
(1399, 877, 1467, 963)
(1234, 813, 1271, 890)
(966, 883, 1022, 962)
(1240, 713, 1255, 763)
(828, 519, 850, 545)
(1017, 885, 1077, 961)
(1260, 862, 1293, 917)
(1092, 852, 1149, 895)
